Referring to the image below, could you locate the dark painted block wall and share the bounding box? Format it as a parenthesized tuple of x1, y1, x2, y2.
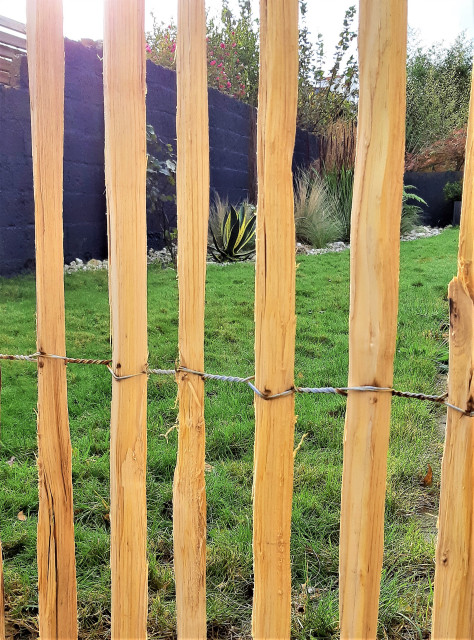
(0, 40, 320, 276)
(404, 171, 463, 227)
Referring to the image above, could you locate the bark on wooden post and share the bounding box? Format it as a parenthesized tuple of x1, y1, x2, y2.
(26, 1, 78, 636)
(173, 0, 209, 637)
(431, 67, 474, 639)
(338, 1, 407, 637)
(252, 0, 299, 637)
(103, 1, 148, 637)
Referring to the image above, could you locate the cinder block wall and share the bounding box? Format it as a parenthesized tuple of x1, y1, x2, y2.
(0, 40, 320, 275)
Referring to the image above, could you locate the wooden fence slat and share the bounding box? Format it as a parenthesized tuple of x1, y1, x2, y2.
(0, 44, 18, 59)
(173, 0, 209, 637)
(431, 66, 474, 639)
(252, 0, 299, 637)
(103, 1, 148, 638)
(0, 58, 12, 73)
(0, 30, 25, 51)
(26, 1, 78, 637)
(338, 1, 407, 637)
(0, 542, 4, 640)
(0, 16, 26, 35)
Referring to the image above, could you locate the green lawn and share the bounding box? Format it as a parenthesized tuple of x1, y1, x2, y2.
(0, 229, 458, 639)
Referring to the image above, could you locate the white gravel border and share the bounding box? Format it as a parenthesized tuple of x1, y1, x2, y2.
(63, 225, 444, 274)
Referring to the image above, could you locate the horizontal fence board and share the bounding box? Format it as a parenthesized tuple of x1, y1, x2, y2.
(0, 15, 26, 34)
(0, 69, 9, 83)
(0, 57, 11, 72)
(0, 30, 26, 51)
(252, 0, 298, 637)
(0, 44, 16, 60)
(103, 0, 148, 637)
(173, 0, 209, 637)
(26, 0, 78, 637)
(339, 0, 407, 637)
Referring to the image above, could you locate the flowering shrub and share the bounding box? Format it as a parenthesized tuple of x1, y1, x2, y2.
(145, 1, 357, 130)
(146, 2, 258, 104)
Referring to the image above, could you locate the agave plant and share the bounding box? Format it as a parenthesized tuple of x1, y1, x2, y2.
(209, 203, 256, 262)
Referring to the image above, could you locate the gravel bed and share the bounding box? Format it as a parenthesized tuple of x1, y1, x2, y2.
(63, 226, 444, 274)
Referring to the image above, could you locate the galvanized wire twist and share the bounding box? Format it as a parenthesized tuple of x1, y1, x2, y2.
(1, 351, 473, 417)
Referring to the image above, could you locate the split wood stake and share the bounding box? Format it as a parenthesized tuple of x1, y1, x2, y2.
(173, 0, 209, 637)
(252, 0, 298, 637)
(0, 542, 4, 640)
(103, 1, 148, 637)
(431, 66, 474, 639)
(26, 1, 78, 637)
(339, 1, 407, 637)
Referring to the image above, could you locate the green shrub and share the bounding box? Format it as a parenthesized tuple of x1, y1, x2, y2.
(443, 179, 463, 202)
(401, 185, 427, 234)
(323, 167, 354, 242)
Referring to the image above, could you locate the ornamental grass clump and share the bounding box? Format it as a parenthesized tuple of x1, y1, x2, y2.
(294, 169, 343, 249)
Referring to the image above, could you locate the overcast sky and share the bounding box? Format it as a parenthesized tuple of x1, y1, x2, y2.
(1, 0, 473, 62)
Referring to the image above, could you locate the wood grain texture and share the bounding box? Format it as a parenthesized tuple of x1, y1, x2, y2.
(338, 1, 407, 637)
(252, 1, 298, 637)
(0, 542, 4, 640)
(432, 66, 474, 640)
(173, 1, 209, 638)
(103, 1, 148, 637)
(26, 1, 78, 637)
(432, 279, 473, 638)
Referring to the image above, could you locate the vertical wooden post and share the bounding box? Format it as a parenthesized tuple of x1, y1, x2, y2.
(252, 0, 298, 637)
(26, 2, 78, 637)
(338, 1, 407, 637)
(173, 0, 209, 637)
(0, 542, 4, 640)
(431, 67, 474, 639)
(103, 1, 148, 638)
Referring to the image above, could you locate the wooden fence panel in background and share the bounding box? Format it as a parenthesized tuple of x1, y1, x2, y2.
(252, 0, 299, 637)
(173, 0, 209, 637)
(338, 1, 407, 637)
(103, 1, 148, 637)
(26, 1, 78, 637)
(431, 66, 474, 639)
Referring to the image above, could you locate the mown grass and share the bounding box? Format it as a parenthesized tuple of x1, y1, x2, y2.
(0, 229, 458, 639)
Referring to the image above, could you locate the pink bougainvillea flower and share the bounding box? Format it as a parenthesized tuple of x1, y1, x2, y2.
(145, 44, 151, 52)
(210, 60, 216, 66)
(232, 42, 236, 48)
(217, 62, 223, 68)
(220, 42, 225, 49)
(226, 81, 231, 88)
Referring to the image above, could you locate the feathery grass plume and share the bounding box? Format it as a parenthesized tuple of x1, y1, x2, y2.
(294, 169, 343, 249)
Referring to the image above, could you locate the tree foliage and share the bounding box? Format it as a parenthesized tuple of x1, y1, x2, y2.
(297, 3, 358, 134)
(146, 1, 359, 133)
(405, 32, 473, 156)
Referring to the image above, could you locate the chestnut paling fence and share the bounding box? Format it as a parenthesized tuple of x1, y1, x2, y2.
(0, 0, 472, 638)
